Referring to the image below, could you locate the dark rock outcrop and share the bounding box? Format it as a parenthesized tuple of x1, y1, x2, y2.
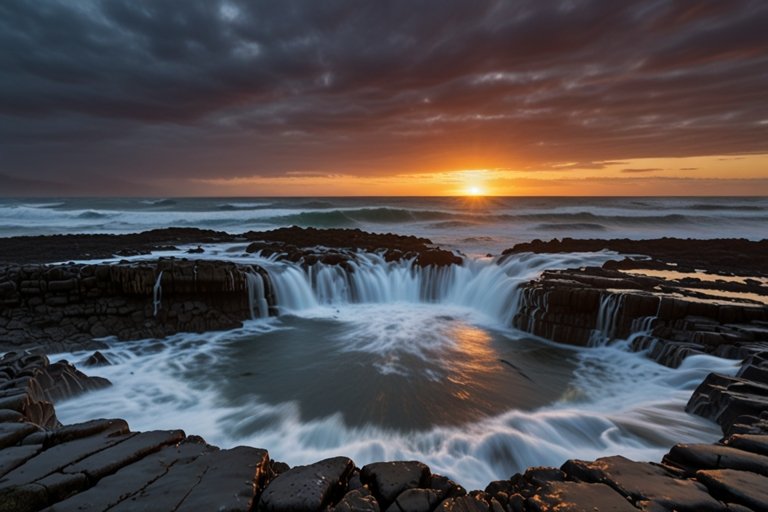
(0, 351, 110, 430)
(510, 266, 768, 368)
(0, 226, 459, 268)
(503, 238, 768, 277)
(258, 456, 355, 512)
(0, 259, 275, 352)
(245, 227, 461, 269)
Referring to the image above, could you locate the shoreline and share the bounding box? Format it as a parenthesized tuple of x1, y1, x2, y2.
(1, 346, 766, 511)
(1, 227, 767, 510)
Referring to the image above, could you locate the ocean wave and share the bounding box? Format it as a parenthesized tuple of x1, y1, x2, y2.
(683, 204, 766, 211)
(429, 221, 481, 229)
(511, 212, 694, 226)
(296, 201, 337, 209)
(77, 211, 111, 219)
(533, 223, 607, 231)
(26, 202, 66, 209)
(151, 199, 177, 207)
(268, 210, 359, 228)
(265, 207, 463, 228)
(217, 202, 273, 211)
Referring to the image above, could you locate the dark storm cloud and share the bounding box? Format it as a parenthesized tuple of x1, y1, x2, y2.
(1, 0, 767, 192)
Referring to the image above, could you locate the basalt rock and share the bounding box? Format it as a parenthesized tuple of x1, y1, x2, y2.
(258, 456, 355, 512)
(503, 238, 768, 277)
(245, 227, 461, 269)
(686, 355, 768, 435)
(360, 461, 432, 509)
(510, 266, 768, 368)
(0, 259, 275, 352)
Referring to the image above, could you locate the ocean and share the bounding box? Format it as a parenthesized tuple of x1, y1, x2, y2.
(1, 196, 767, 255)
(2, 196, 764, 489)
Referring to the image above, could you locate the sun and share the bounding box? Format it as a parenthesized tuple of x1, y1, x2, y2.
(467, 186, 483, 196)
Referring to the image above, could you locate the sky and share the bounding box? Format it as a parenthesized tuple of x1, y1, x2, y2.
(1, 0, 767, 196)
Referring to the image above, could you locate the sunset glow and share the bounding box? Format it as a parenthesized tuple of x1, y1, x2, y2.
(0, 2, 766, 196)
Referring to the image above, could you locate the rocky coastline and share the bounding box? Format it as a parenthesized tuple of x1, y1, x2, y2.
(1, 348, 766, 511)
(1, 229, 767, 511)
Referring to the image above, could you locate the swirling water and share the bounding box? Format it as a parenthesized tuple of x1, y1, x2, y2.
(53, 249, 741, 489)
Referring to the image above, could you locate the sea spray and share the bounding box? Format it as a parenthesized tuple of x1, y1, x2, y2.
(54, 326, 735, 491)
(50, 250, 742, 490)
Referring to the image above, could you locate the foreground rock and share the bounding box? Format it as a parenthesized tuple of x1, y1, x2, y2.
(1, 349, 767, 512)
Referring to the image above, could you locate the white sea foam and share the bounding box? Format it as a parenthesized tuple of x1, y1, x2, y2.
(55, 326, 736, 490)
(2, 197, 768, 253)
(53, 250, 743, 490)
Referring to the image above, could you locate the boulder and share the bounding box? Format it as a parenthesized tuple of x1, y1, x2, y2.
(332, 488, 380, 512)
(385, 488, 441, 512)
(360, 461, 431, 509)
(259, 456, 355, 512)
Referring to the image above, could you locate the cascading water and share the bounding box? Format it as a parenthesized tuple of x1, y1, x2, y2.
(152, 270, 163, 316)
(245, 272, 269, 319)
(54, 248, 737, 490)
(588, 293, 624, 346)
(257, 251, 611, 327)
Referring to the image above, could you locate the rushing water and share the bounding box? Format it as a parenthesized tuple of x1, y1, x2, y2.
(52, 248, 740, 489)
(4, 196, 760, 488)
(1, 196, 768, 255)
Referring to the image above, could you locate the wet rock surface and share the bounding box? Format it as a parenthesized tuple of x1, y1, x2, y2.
(0, 227, 460, 352)
(0, 334, 767, 511)
(0, 226, 459, 268)
(244, 227, 462, 269)
(1, 233, 768, 510)
(0, 259, 275, 351)
(503, 238, 768, 277)
(510, 265, 768, 368)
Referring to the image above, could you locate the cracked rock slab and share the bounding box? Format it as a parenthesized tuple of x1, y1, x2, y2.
(0, 430, 134, 489)
(108, 445, 268, 512)
(666, 443, 768, 477)
(0, 444, 42, 479)
(175, 445, 270, 512)
(696, 469, 768, 511)
(62, 429, 185, 481)
(525, 481, 638, 512)
(45, 442, 213, 511)
(561, 455, 725, 512)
